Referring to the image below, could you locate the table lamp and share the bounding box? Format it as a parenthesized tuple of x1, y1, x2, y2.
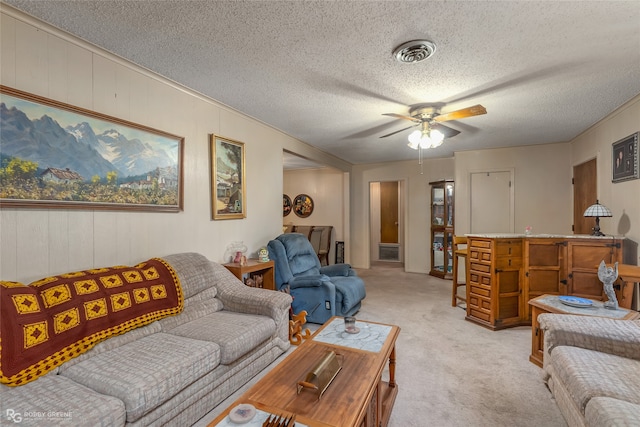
(583, 200, 612, 236)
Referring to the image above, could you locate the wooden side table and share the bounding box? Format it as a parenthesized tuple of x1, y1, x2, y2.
(223, 259, 275, 290)
(528, 294, 640, 367)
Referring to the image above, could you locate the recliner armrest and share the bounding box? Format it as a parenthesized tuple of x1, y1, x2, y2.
(288, 275, 331, 289)
(320, 263, 354, 277)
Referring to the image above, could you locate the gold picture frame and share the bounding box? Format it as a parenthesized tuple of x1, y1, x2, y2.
(210, 134, 246, 220)
(293, 193, 314, 218)
(0, 85, 184, 212)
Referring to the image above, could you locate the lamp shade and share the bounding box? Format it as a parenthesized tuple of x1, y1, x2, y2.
(583, 200, 612, 236)
(583, 200, 612, 218)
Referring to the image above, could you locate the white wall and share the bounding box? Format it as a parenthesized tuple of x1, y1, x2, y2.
(571, 94, 640, 251)
(283, 167, 347, 263)
(349, 142, 576, 273)
(351, 158, 455, 273)
(454, 142, 574, 236)
(0, 7, 347, 283)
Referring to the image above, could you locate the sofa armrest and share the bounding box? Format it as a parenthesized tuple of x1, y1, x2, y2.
(538, 313, 640, 361)
(211, 262, 292, 320)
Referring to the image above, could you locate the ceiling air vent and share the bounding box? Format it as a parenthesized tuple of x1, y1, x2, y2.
(392, 40, 436, 64)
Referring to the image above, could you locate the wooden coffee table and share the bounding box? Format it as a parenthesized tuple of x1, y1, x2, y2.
(209, 317, 400, 427)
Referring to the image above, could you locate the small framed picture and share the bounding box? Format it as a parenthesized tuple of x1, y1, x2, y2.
(612, 132, 639, 183)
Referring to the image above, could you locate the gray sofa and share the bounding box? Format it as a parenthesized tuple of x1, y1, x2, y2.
(539, 313, 640, 426)
(0, 252, 292, 426)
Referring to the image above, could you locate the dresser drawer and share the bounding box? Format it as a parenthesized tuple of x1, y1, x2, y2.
(469, 249, 492, 263)
(495, 256, 522, 269)
(469, 239, 492, 249)
(495, 240, 522, 257)
(469, 262, 491, 274)
(469, 271, 491, 287)
(470, 283, 491, 298)
(468, 295, 491, 322)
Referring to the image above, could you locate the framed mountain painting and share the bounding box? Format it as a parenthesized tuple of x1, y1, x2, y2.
(0, 86, 184, 212)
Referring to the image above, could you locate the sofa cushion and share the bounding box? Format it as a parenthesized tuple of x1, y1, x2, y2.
(162, 252, 217, 299)
(585, 397, 640, 427)
(550, 346, 640, 414)
(59, 322, 161, 372)
(0, 373, 125, 427)
(158, 287, 223, 331)
(165, 311, 275, 365)
(60, 333, 220, 423)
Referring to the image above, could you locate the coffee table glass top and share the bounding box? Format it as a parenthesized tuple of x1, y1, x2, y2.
(533, 294, 634, 319)
(312, 318, 393, 353)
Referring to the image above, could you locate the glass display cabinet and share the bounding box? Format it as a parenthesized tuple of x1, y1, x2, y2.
(429, 180, 454, 279)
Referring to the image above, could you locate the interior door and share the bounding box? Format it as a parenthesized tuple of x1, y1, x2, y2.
(573, 159, 597, 234)
(380, 181, 399, 243)
(470, 171, 513, 233)
(369, 181, 403, 263)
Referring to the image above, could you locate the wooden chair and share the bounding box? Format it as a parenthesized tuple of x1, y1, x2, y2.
(308, 226, 333, 266)
(317, 226, 333, 266)
(452, 236, 468, 307)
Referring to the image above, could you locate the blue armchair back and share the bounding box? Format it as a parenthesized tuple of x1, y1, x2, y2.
(267, 233, 366, 324)
(269, 233, 321, 288)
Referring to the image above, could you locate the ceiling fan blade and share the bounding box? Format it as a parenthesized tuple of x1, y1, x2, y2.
(432, 123, 461, 139)
(379, 124, 419, 138)
(433, 104, 487, 122)
(382, 113, 420, 122)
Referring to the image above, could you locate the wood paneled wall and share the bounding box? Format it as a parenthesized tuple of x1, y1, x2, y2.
(0, 8, 316, 283)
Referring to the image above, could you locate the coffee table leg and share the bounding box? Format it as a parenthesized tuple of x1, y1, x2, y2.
(389, 345, 396, 388)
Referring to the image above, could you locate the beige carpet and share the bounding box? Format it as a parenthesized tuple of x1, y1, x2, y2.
(195, 263, 567, 426)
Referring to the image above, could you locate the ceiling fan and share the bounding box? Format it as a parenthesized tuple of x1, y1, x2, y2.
(379, 104, 487, 146)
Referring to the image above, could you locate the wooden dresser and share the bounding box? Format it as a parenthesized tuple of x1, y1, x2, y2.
(465, 234, 637, 330)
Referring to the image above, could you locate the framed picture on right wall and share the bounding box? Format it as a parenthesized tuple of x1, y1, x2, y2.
(612, 131, 639, 183)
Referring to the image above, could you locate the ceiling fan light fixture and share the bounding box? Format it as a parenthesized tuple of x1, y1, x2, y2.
(408, 130, 423, 147)
(393, 40, 436, 64)
(408, 128, 444, 149)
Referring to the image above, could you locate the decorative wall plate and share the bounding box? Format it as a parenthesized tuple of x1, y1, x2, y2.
(558, 295, 593, 308)
(293, 194, 314, 218)
(283, 194, 292, 217)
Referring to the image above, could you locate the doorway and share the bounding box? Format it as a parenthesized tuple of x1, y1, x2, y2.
(573, 158, 597, 234)
(369, 181, 404, 264)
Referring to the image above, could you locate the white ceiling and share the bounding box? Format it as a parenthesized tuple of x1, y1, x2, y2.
(4, 1, 640, 166)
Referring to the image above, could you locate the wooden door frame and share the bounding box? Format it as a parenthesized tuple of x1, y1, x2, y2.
(368, 180, 405, 264)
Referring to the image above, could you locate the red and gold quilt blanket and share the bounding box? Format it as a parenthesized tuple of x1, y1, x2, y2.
(0, 258, 183, 386)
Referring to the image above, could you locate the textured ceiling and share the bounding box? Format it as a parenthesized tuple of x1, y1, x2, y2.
(4, 1, 640, 166)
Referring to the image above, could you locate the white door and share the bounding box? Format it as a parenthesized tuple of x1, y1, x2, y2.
(470, 171, 513, 233)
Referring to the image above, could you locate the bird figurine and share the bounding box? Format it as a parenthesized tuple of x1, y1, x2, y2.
(598, 260, 619, 310)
